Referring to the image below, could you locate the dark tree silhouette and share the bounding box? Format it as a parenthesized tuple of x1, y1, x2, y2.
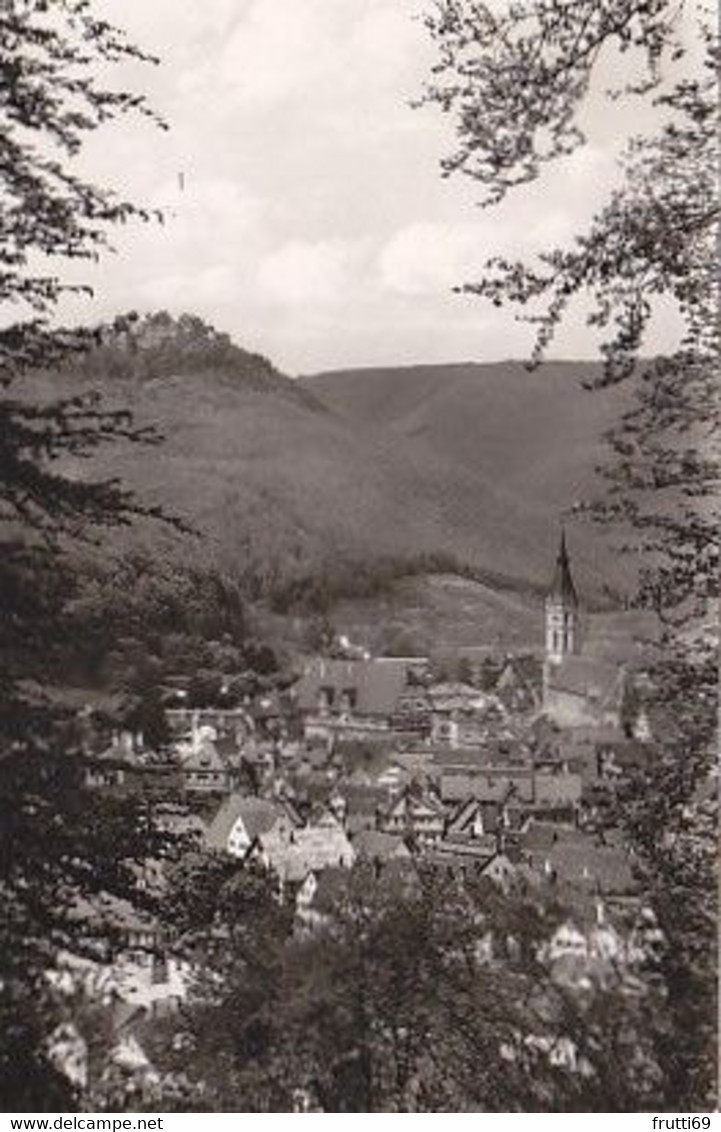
(0, 0, 171, 534)
(163, 864, 670, 1111)
(0, 1, 179, 1110)
(421, 0, 718, 1108)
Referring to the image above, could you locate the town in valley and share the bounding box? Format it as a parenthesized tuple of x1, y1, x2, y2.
(3, 0, 716, 1115)
(45, 529, 715, 1108)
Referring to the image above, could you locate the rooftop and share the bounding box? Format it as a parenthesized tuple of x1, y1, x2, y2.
(205, 795, 284, 853)
(546, 656, 625, 706)
(351, 829, 411, 862)
(294, 657, 426, 716)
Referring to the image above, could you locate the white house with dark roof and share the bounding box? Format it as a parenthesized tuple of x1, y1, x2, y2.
(251, 813, 356, 884)
(294, 866, 349, 932)
(378, 785, 446, 843)
(205, 794, 296, 858)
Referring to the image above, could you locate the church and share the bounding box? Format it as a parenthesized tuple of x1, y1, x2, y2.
(542, 531, 627, 730)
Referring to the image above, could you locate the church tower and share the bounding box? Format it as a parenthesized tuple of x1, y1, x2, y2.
(545, 529, 580, 665)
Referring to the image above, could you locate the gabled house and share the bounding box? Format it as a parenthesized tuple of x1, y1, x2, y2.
(178, 733, 234, 793)
(84, 731, 161, 791)
(293, 656, 429, 739)
(443, 796, 527, 858)
(295, 867, 349, 932)
(544, 656, 628, 730)
(439, 763, 581, 824)
(446, 797, 505, 840)
(480, 852, 521, 894)
(439, 767, 535, 806)
(172, 715, 241, 793)
(429, 682, 508, 748)
(378, 785, 446, 843)
(205, 794, 295, 858)
(251, 812, 356, 884)
(524, 823, 637, 900)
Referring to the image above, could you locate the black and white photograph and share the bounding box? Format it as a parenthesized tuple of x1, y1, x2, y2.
(0, 0, 717, 1114)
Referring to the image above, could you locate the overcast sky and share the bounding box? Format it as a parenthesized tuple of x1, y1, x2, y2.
(55, 0, 688, 374)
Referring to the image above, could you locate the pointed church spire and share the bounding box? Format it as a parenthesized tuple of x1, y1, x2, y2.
(548, 527, 578, 607)
(545, 526, 581, 666)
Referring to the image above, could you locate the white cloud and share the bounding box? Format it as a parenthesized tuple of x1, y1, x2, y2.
(378, 140, 623, 300)
(49, 0, 689, 372)
(257, 238, 365, 307)
(181, 0, 427, 112)
(149, 176, 264, 243)
(139, 264, 238, 309)
(379, 222, 486, 297)
(179, 0, 337, 107)
(215, 1, 332, 105)
(349, 6, 428, 84)
(92, 0, 239, 60)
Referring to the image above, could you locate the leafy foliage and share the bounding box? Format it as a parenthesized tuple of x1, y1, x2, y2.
(270, 549, 543, 616)
(421, 0, 718, 1108)
(0, 0, 187, 1110)
(0, 3, 177, 536)
(68, 311, 283, 390)
(154, 864, 671, 1111)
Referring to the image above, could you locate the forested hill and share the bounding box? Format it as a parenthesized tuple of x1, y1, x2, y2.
(301, 360, 624, 520)
(36, 315, 632, 601)
(299, 360, 634, 596)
